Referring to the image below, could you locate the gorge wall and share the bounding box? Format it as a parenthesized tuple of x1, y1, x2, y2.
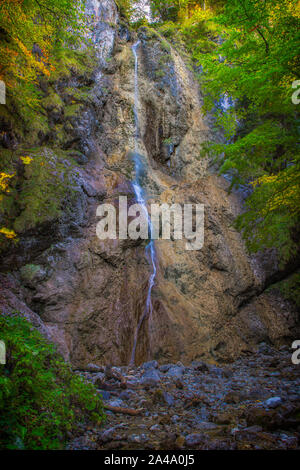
(0, 0, 299, 368)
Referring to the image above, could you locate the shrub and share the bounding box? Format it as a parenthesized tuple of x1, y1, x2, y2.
(0, 314, 105, 450)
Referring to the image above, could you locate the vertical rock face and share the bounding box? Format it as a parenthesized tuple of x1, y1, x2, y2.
(1, 1, 298, 367)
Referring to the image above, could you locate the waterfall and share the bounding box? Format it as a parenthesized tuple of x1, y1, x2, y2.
(130, 41, 157, 366)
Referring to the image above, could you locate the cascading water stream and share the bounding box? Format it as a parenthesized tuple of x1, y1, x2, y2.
(130, 41, 157, 366)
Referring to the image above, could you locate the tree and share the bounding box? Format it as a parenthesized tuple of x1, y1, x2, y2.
(197, 0, 300, 263)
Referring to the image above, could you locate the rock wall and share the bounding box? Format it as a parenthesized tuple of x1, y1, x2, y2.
(0, 1, 298, 367)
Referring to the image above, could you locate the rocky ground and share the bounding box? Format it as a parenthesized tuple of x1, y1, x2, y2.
(68, 343, 300, 450)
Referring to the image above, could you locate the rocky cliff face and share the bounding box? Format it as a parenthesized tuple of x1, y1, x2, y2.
(0, 0, 298, 368)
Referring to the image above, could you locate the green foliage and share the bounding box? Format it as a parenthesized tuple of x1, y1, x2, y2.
(0, 0, 87, 109)
(0, 314, 105, 450)
(116, 0, 133, 19)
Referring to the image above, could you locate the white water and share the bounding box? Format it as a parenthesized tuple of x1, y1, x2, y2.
(130, 41, 157, 366)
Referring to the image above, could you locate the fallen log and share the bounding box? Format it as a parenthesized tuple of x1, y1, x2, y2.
(103, 404, 143, 416)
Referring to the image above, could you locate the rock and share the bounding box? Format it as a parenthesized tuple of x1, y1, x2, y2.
(159, 364, 172, 373)
(244, 425, 263, 433)
(99, 427, 119, 443)
(128, 434, 148, 444)
(140, 369, 161, 387)
(175, 435, 185, 448)
(223, 367, 234, 378)
(163, 391, 175, 407)
(68, 435, 97, 450)
(185, 433, 204, 447)
(20, 264, 47, 288)
(244, 406, 277, 428)
(98, 390, 110, 401)
(93, 372, 105, 387)
(264, 397, 282, 409)
(107, 399, 124, 408)
(210, 366, 224, 377)
(195, 422, 219, 431)
(224, 392, 243, 404)
(84, 364, 104, 372)
(166, 366, 185, 379)
(175, 378, 184, 389)
(258, 342, 273, 354)
(214, 412, 234, 425)
(143, 360, 158, 370)
(119, 390, 132, 401)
